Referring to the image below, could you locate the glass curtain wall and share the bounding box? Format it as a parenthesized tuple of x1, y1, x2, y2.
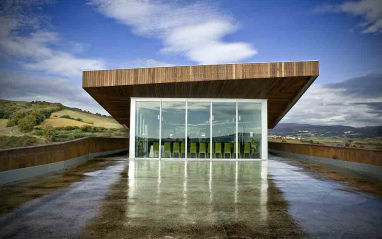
(238, 102, 262, 158)
(133, 99, 263, 159)
(135, 101, 160, 158)
(212, 102, 236, 159)
(187, 102, 210, 159)
(161, 101, 186, 159)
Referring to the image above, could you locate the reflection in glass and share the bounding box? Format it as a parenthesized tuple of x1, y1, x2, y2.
(238, 102, 262, 158)
(212, 102, 236, 158)
(135, 101, 160, 158)
(187, 102, 210, 159)
(161, 101, 186, 158)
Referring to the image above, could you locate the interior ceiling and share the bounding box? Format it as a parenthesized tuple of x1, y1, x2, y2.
(84, 76, 314, 129)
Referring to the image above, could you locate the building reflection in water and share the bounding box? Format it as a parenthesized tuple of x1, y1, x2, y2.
(127, 160, 268, 228)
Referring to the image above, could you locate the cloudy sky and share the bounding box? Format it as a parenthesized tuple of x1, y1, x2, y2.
(0, 0, 381, 127)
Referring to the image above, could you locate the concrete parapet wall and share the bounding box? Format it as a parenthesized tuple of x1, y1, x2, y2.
(0, 137, 129, 184)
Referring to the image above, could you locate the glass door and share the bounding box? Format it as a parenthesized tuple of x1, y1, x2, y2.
(212, 102, 236, 159)
(135, 101, 160, 158)
(238, 102, 262, 158)
(161, 101, 186, 159)
(187, 102, 211, 159)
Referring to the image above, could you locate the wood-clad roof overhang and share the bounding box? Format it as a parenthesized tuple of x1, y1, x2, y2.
(82, 61, 319, 129)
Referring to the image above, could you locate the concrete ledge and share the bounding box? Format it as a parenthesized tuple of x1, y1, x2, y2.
(0, 149, 127, 185)
(269, 149, 382, 180)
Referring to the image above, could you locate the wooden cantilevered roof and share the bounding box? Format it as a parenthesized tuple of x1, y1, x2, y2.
(83, 61, 319, 129)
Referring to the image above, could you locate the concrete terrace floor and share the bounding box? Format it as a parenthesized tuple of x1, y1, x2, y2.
(0, 154, 381, 238)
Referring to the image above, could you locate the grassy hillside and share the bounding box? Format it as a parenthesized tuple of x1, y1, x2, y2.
(40, 118, 92, 128)
(50, 109, 122, 128)
(0, 100, 128, 150)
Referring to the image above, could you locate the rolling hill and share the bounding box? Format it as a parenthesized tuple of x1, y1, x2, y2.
(47, 109, 123, 129)
(269, 123, 382, 138)
(0, 100, 128, 149)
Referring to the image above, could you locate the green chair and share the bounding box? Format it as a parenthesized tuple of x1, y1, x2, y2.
(199, 143, 207, 158)
(207, 143, 213, 158)
(234, 143, 241, 158)
(181, 142, 186, 158)
(190, 142, 197, 158)
(173, 142, 180, 158)
(224, 143, 232, 158)
(244, 142, 251, 158)
(164, 142, 171, 158)
(214, 143, 222, 158)
(153, 142, 159, 158)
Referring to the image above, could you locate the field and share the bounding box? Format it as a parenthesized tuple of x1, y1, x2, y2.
(51, 109, 122, 129)
(40, 118, 92, 128)
(0, 119, 7, 130)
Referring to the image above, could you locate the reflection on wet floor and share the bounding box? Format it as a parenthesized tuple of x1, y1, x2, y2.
(82, 159, 305, 238)
(128, 160, 269, 237)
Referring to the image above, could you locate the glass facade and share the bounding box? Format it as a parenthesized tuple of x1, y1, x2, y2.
(132, 99, 266, 160)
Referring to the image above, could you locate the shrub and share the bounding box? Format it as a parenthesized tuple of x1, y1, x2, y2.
(81, 125, 94, 132)
(41, 125, 55, 139)
(94, 127, 106, 132)
(6, 111, 27, 127)
(51, 129, 85, 142)
(18, 115, 38, 132)
(65, 126, 77, 131)
(60, 115, 72, 119)
(0, 136, 38, 149)
(60, 115, 84, 123)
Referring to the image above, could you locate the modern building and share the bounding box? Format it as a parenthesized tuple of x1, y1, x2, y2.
(83, 61, 319, 160)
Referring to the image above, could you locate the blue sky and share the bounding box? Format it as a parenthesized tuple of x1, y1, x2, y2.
(0, 0, 381, 126)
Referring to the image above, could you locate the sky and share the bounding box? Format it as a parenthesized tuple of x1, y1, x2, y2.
(0, 0, 381, 127)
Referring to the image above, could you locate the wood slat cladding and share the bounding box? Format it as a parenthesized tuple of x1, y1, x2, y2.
(0, 137, 128, 172)
(83, 61, 319, 129)
(83, 61, 318, 87)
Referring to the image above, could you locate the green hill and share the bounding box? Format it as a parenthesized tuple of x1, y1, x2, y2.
(49, 109, 122, 128)
(0, 100, 128, 149)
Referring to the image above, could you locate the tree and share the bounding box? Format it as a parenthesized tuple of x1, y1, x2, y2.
(18, 115, 37, 132)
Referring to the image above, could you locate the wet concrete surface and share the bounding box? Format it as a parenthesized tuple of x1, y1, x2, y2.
(0, 155, 381, 238)
(0, 156, 127, 238)
(269, 155, 382, 238)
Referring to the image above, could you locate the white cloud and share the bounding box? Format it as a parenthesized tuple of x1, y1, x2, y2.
(315, 0, 382, 34)
(0, 3, 106, 77)
(283, 74, 382, 127)
(88, 0, 257, 64)
(23, 52, 105, 77)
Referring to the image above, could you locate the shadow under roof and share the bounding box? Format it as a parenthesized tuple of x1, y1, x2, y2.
(82, 61, 319, 129)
